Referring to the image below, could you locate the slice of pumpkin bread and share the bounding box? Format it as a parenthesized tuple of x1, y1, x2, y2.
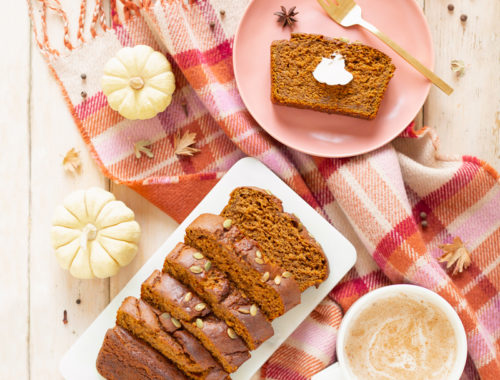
(271, 33, 395, 119)
(164, 242, 274, 349)
(173, 328, 229, 380)
(141, 270, 250, 373)
(96, 326, 189, 380)
(116, 297, 228, 380)
(185, 214, 301, 320)
(221, 187, 329, 291)
(141, 269, 210, 321)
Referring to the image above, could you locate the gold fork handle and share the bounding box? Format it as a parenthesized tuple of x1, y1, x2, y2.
(358, 19, 453, 95)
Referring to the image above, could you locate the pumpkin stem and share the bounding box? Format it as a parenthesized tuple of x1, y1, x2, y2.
(80, 223, 98, 251)
(129, 76, 145, 90)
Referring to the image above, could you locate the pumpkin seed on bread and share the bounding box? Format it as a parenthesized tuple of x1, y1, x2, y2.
(116, 297, 228, 380)
(141, 270, 250, 373)
(185, 214, 301, 320)
(164, 243, 274, 349)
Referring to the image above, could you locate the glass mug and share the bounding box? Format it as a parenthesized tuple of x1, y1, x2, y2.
(312, 285, 467, 380)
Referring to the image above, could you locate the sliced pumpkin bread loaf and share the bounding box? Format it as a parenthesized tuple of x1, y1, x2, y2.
(185, 214, 301, 320)
(96, 326, 189, 380)
(116, 296, 228, 380)
(164, 242, 274, 349)
(141, 270, 250, 373)
(271, 33, 395, 119)
(221, 187, 329, 291)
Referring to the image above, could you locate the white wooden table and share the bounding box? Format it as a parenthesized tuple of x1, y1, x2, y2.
(1, 1, 498, 379)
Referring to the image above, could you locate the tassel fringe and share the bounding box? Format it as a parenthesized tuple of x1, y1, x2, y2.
(27, 0, 150, 58)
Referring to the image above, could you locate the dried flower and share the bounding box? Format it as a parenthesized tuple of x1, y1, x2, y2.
(438, 237, 472, 275)
(134, 140, 154, 159)
(274, 6, 298, 28)
(174, 131, 200, 157)
(451, 60, 465, 77)
(63, 148, 82, 174)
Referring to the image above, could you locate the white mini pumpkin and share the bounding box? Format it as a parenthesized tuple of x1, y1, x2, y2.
(101, 45, 175, 120)
(51, 187, 141, 279)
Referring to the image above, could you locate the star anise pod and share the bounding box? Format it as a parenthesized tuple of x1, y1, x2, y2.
(438, 237, 471, 276)
(274, 6, 298, 28)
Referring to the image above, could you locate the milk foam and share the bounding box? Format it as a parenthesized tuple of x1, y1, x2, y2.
(344, 294, 456, 380)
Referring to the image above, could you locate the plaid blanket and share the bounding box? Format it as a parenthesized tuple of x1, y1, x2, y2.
(29, 0, 500, 378)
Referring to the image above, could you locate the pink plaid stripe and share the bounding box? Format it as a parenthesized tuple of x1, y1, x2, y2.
(30, 0, 500, 378)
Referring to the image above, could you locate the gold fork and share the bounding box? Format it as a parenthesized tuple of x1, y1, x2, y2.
(317, 0, 453, 95)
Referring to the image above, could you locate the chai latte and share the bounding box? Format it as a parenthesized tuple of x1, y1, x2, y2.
(344, 294, 456, 380)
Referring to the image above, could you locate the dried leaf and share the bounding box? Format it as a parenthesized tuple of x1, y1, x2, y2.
(62, 148, 81, 174)
(438, 237, 471, 275)
(174, 131, 200, 156)
(450, 60, 465, 77)
(134, 140, 154, 159)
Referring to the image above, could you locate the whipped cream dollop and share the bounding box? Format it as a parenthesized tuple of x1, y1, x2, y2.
(312, 53, 353, 86)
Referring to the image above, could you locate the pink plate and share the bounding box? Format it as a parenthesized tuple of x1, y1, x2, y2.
(233, 0, 434, 157)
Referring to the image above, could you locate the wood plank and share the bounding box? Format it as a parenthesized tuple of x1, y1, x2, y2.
(0, 2, 31, 379)
(29, 1, 110, 378)
(107, 2, 180, 299)
(423, 0, 500, 168)
(109, 185, 179, 298)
